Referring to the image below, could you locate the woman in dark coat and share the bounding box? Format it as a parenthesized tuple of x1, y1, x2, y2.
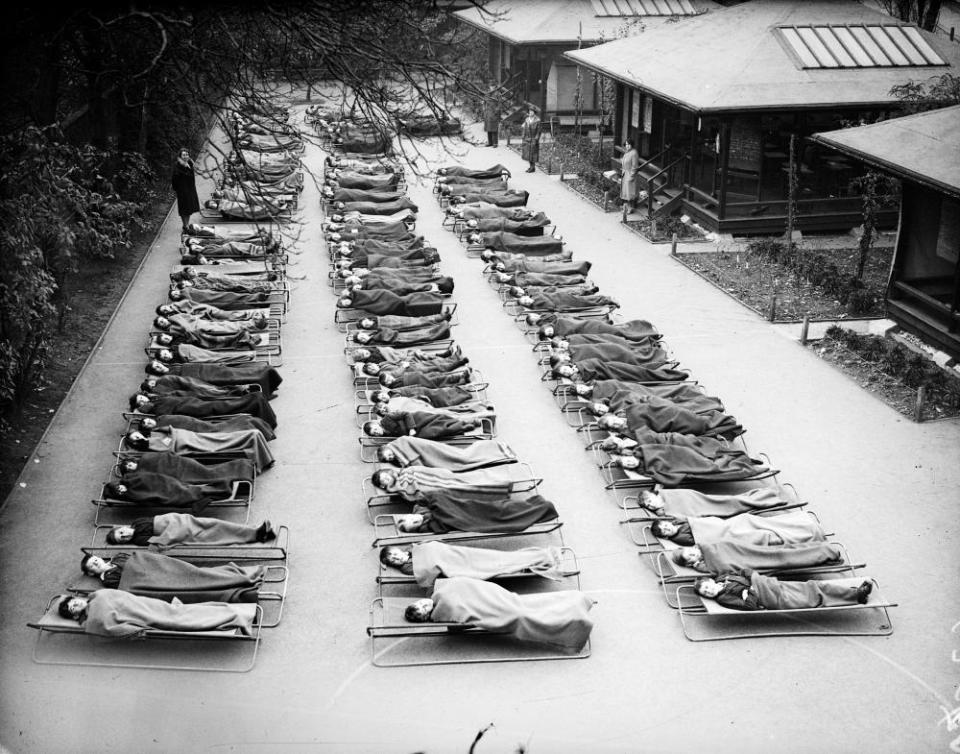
(172, 148, 201, 231)
(520, 107, 541, 173)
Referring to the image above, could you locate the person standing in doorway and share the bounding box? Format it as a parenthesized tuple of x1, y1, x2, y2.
(521, 106, 541, 173)
(483, 85, 502, 147)
(620, 138, 639, 211)
(172, 147, 201, 231)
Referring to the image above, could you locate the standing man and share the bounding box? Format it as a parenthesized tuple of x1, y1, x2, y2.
(521, 106, 541, 173)
(620, 138, 639, 211)
(483, 85, 502, 147)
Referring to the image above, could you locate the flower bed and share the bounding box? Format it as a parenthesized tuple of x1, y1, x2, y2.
(678, 242, 892, 321)
(625, 214, 706, 243)
(809, 326, 960, 421)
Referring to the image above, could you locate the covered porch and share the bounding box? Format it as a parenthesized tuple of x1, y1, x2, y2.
(813, 106, 960, 360)
(565, 0, 959, 234)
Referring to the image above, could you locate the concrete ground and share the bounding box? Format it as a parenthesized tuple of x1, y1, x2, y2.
(0, 105, 958, 754)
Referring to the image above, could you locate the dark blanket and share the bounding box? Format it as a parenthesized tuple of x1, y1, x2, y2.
(332, 187, 406, 203)
(340, 198, 418, 216)
(515, 272, 585, 287)
(417, 491, 558, 534)
(529, 292, 616, 311)
(334, 172, 399, 190)
(458, 190, 528, 207)
(577, 358, 687, 384)
(334, 222, 412, 241)
(363, 252, 440, 269)
(360, 281, 443, 297)
(548, 317, 659, 342)
(439, 164, 509, 180)
(132, 453, 256, 484)
(472, 215, 548, 236)
(700, 541, 843, 575)
(500, 259, 591, 276)
(177, 362, 282, 396)
(180, 288, 272, 310)
(352, 236, 424, 253)
(155, 413, 275, 441)
(592, 380, 725, 415)
(635, 442, 763, 486)
(148, 375, 248, 400)
(369, 323, 450, 347)
(146, 393, 277, 428)
(348, 290, 444, 317)
(392, 385, 475, 407)
(392, 370, 470, 388)
(380, 411, 476, 440)
(113, 472, 234, 515)
(118, 550, 264, 603)
(482, 231, 562, 256)
(625, 398, 741, 439)
(566, 341, 668, 367)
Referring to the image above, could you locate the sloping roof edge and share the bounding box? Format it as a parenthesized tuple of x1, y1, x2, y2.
(454, 6, 587, 45)
(811, 107, 960, 199)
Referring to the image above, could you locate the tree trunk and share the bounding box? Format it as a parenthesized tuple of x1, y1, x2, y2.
(33, 38, 62, 128)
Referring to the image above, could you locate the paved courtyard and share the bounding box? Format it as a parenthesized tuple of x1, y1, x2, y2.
(0, 103, 958, 753)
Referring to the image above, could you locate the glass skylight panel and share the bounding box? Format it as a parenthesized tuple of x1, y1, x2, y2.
(591, 0, 696, 16)
(777, 24, 949, 69)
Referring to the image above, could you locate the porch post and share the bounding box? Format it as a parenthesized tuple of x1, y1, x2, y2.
(718, 120, 731, 221)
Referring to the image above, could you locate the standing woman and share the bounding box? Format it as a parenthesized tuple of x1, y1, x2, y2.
(620, 138, 639, 211)
(520, 106, 541, 173)
(172, 147, 201, 231)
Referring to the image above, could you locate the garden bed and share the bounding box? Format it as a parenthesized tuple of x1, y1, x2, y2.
(677, 243, 892, 321)
(625, 215, 707, 244)
(561, 178, 614, 211)
(808, 326, 960, 421)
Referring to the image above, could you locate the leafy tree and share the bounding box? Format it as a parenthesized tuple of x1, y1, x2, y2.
(889, 72, 960, 113)
(0, 126, 150, 417)
(869, 0, 942, 30)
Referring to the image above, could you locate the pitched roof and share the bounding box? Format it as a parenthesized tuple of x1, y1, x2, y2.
(564, 0, 960, 111)
(454, 0, 718, 46)
(811, 105, 960, 198)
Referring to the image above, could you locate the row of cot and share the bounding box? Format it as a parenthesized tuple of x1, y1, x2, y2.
(434, 163, 896, 642)
(28, 100, 306, 671)
(318, 135, 598, 666)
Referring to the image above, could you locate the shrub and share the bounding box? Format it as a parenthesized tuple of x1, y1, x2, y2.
(885, 344, 908, 373)
(846, 288, 876, 315)
(860, 337, 886, 361)
(747, 239, 785, 263)
(901, 352, 929, 388)
(825, 324, 845, 341)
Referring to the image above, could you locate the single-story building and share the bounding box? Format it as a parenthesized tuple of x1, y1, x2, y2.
(564, 0, 960, 234)
(454, 0, 717, 126)
(812, 105, 960, 359)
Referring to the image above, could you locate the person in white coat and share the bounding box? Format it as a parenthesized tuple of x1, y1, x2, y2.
(620, 138, 639, 210)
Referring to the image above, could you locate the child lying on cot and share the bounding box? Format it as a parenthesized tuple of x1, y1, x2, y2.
(380, 541, 563, 586)
(106, 513, 275, 549)
(694, 571, 873, 610)
(58, 590, 256, 637)
(403, 577, 594, 653)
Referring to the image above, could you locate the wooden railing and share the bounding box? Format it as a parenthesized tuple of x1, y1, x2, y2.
(646, 153, 688, 216)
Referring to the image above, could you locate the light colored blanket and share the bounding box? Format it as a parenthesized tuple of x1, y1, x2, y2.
(413, 541, 563, 587)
